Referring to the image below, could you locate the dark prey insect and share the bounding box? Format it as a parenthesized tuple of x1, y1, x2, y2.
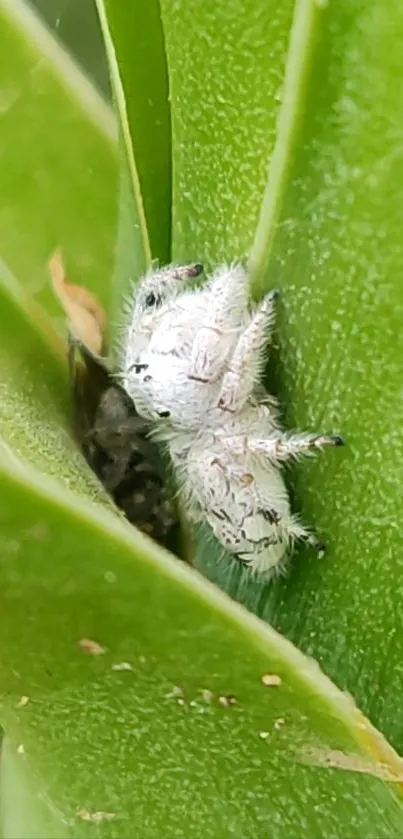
(68, 334, 179, 551)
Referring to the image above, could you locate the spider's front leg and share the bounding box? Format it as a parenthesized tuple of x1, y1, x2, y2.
(218, 289, 279, 413)
(188, 264, 248, 383)
(217, 430, 344, 461)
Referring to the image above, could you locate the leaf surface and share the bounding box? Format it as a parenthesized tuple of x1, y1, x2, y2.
(2, 0, 403, 835)
(157, 0, 403, 755)
(100, 0, 171, 263)
(0, 0, 117, 313)
(0, 459, 403, 836)
(0, 259, 108, 504)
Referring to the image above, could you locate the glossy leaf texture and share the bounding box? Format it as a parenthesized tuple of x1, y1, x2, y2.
(1, 459, 403, 837)
(0, 0, 117, 314)
(157, 0, 403, 755)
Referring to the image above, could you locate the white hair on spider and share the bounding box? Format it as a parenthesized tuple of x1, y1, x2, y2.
(118, 262, 344, 576)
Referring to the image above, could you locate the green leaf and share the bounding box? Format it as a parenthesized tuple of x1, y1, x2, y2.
(159, 0, 295, 267)
(2, 0, 403, 834)
(0, 0, 117, 313)
(98, 0, 171, 263)
(31, 0, 111, 97)
(0, 259, 110, 505)
(157, 0, 403, 757)
(254, 0, 403, 754)
(1, 457, 403, 837)
(0, 737, 68, 839)
(94, 0, 153, 334)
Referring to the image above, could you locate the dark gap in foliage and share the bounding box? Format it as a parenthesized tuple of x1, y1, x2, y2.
(68, 337, 182, 556)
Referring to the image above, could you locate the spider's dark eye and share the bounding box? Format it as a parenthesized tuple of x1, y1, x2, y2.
(145, 292, 158, 307)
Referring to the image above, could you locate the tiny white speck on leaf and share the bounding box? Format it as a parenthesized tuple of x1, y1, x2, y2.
(218, 694, 237, 708)
(165, 685, 184, 700)
(261, 673, 282, 687)
(77, 808, 116, 823)
(111, 661, 133, 672)
(200, 689, 214, 703)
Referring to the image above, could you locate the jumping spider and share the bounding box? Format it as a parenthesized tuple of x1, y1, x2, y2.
(119, 263, 343, 576)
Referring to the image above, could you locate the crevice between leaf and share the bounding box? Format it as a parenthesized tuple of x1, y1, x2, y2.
(249, 0, 324, 296)
(95, 0, 151, 270)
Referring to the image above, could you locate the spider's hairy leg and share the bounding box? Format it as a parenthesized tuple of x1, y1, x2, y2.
(188, 264, 249, 383)
(243, 517, 326, 575)
(218, 289, 279, 413)
(286, 520, 326, 555)
(179, 433, 331, 574)
(165, 263, 204, 281)
(182, 437, 293, 574)
(217, 430, 344, 461)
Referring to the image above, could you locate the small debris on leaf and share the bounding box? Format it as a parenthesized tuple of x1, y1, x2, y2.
(274, 717, 285, 730)
(261, 673, 282, 687)
(165, 685, 184, 699)
(111, 661, 133, 672)
(77, 808, 116, 823)
(78, 638, 106, 656)
(200, 689, 214, 703)
(17, 696, 30, 708)
(259, 731, 270, 740)
(17, 744, 25, 754)
(218, 694, 237, 708)
(48, 250, 106, 355)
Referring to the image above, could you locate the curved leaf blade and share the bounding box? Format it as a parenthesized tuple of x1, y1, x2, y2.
(250, 0, 403, 755)
(0, 460, 403, 836)
(0, 738, 68, 839)
(95, 0, 152, 335)
(99, 0, 171, 263)
(0, 0, 117, 312)
(0, 260, 109, 504)
(157, 0, 403, 759)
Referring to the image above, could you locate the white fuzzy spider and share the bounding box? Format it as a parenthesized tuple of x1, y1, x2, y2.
(118, 263, 343, 576)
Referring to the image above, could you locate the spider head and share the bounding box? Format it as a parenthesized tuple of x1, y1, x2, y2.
(135, 263, 204, 315)
(122, 262, 204, 367)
